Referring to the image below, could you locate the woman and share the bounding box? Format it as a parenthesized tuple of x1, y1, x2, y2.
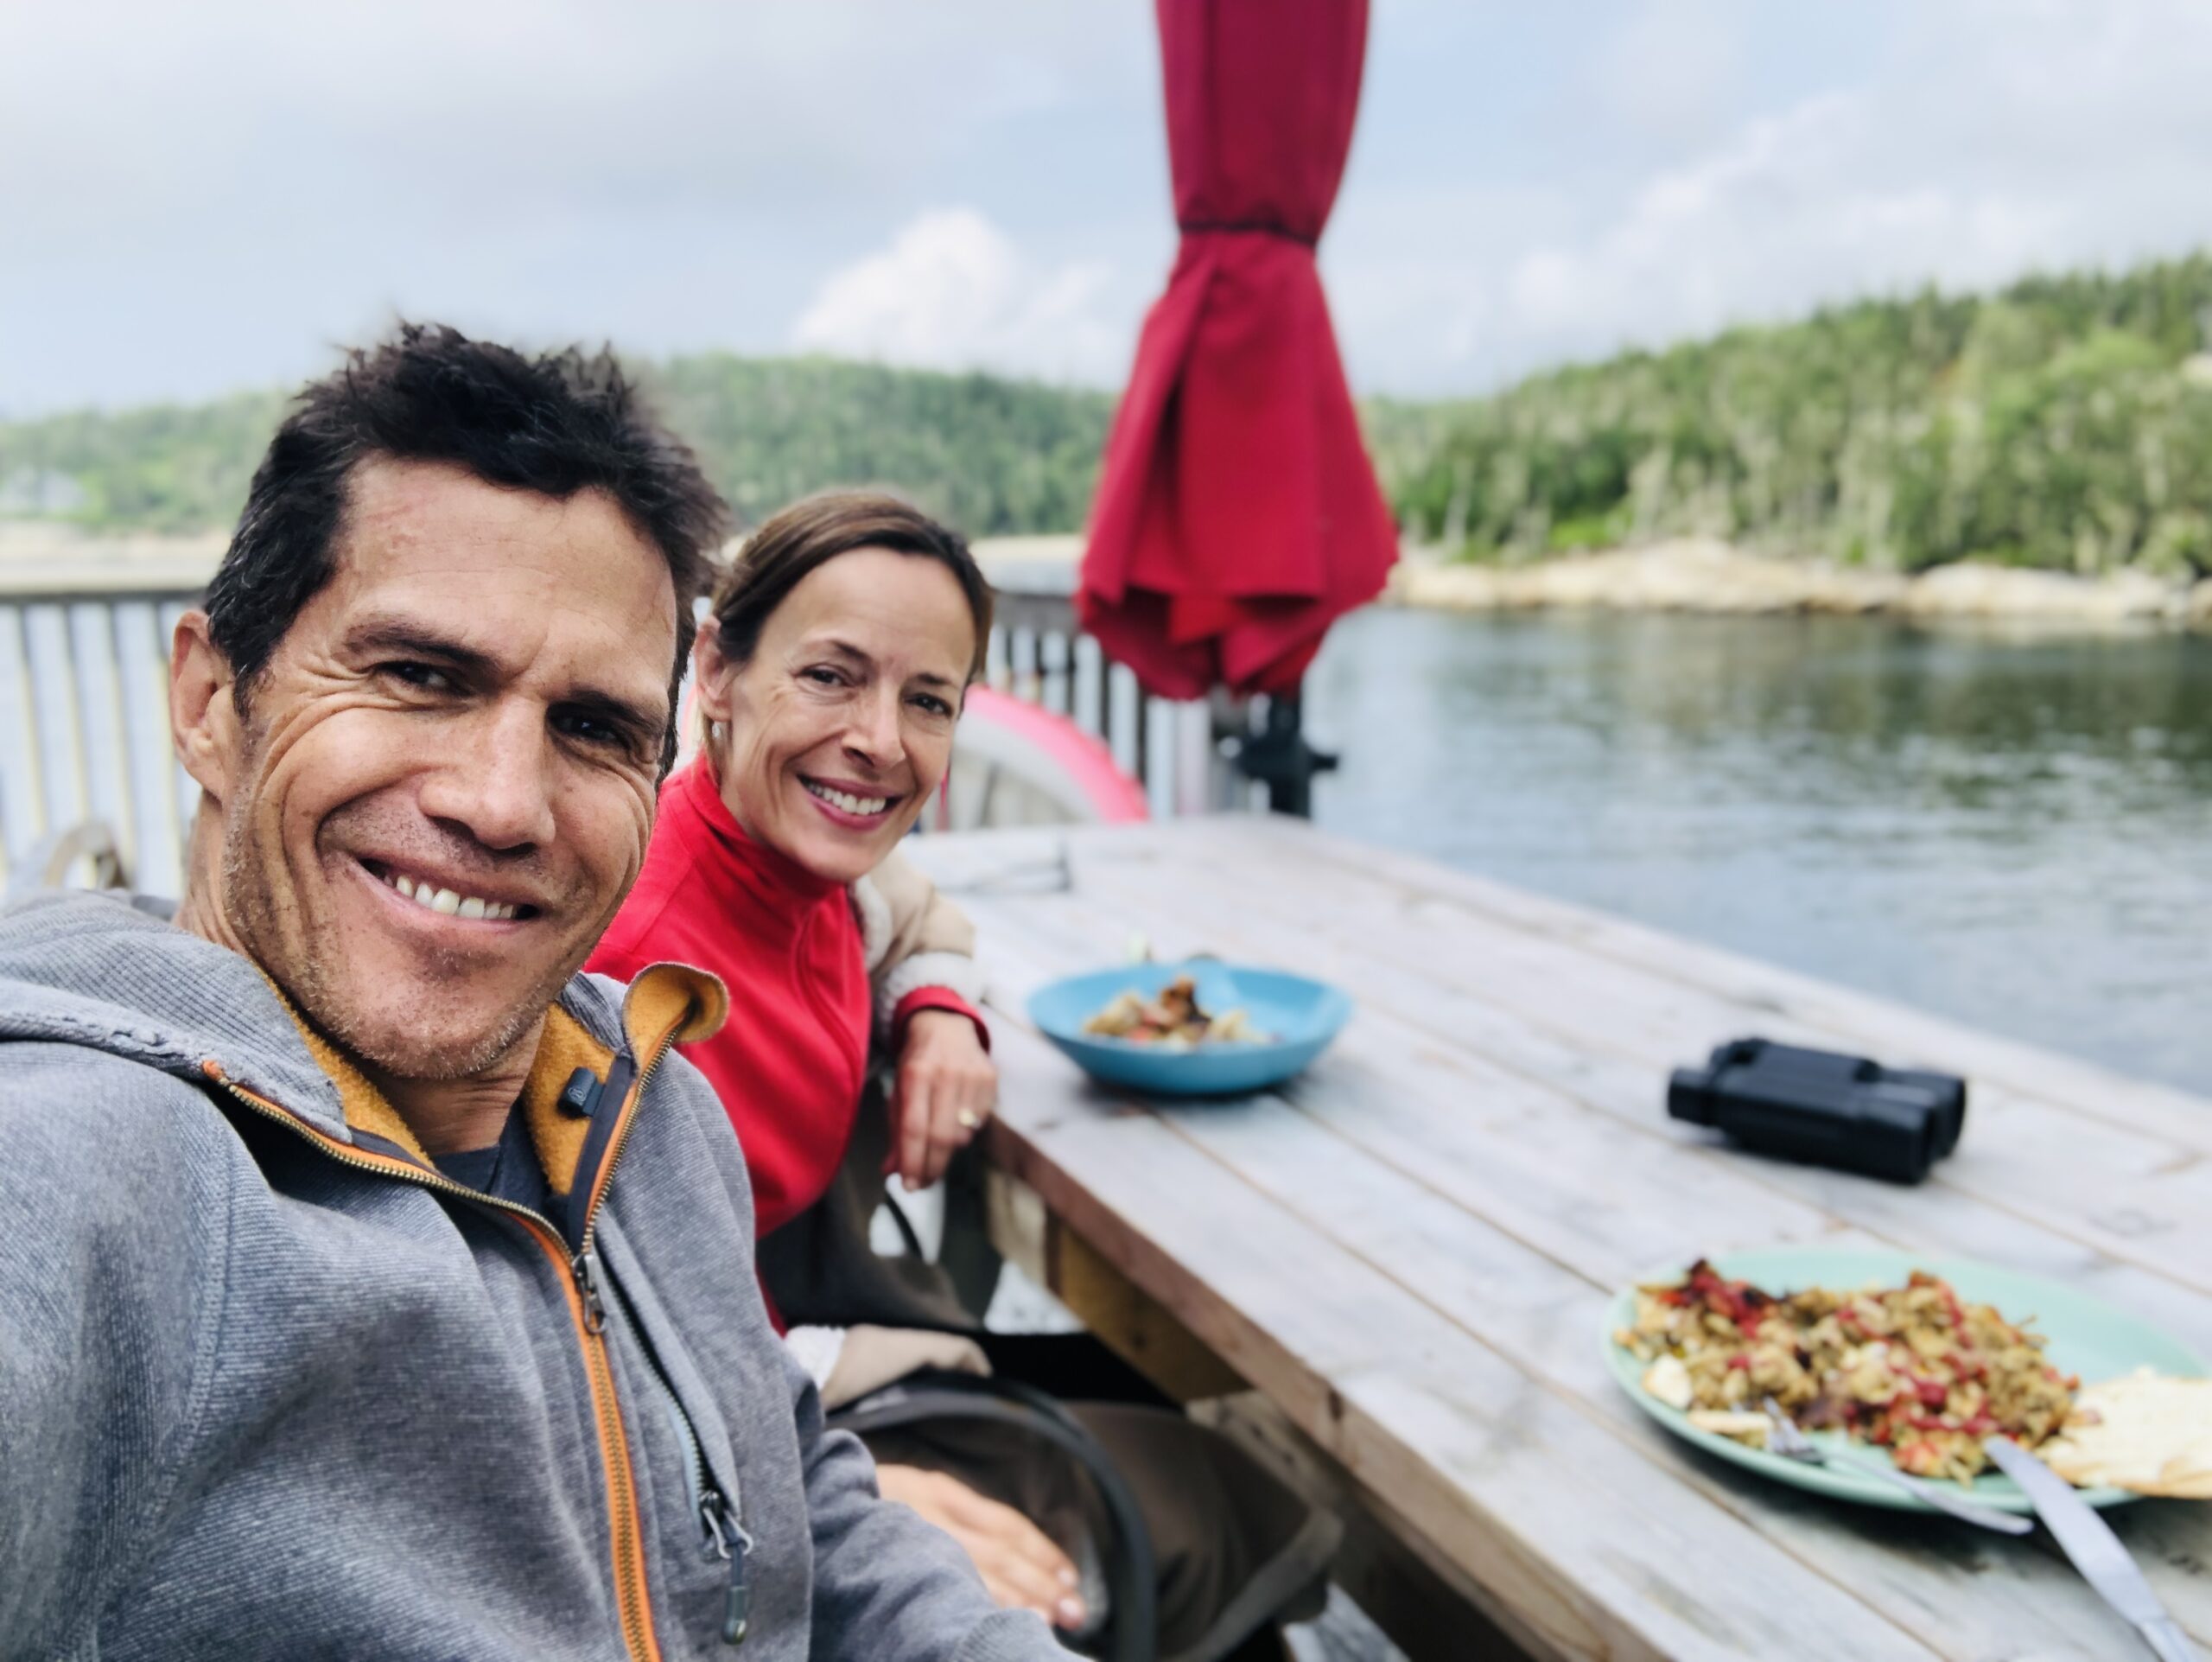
(589, 493, 1332, 1662)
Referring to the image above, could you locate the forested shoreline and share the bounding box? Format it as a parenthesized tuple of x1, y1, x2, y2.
(0, 359, 1116, 540)
(1392, 254, 2212, 578)
(10, 252, 2212, 583)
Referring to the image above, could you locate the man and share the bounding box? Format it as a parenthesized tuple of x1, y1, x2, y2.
(0, 325, 1070, 1661)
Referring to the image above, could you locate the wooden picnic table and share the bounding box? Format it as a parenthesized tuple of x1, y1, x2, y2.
(903, 815, 2212, 1662)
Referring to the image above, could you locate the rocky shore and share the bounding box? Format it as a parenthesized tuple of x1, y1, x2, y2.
(1390, 538, 2212, 634)
(10, 525, 2212, 636)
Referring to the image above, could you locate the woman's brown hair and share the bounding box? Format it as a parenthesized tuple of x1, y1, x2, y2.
(707, 490, 994, 683)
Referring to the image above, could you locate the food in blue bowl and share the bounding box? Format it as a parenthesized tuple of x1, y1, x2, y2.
(1026, 962, 1351, 1097)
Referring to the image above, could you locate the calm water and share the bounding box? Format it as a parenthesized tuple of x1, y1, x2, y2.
(1304, 608, 2212, 1097)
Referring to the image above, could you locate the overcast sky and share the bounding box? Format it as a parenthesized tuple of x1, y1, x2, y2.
(8, 0, 2212, 416)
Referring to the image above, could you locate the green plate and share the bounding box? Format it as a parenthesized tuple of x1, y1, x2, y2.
(1601, 1245, 2207, 1513)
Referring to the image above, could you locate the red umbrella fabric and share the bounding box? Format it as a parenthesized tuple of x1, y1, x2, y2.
(1077, 0, 1398, 700)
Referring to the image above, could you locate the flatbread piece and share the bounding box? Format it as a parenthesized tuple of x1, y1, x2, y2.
(2041, 1371, 2212, 1499)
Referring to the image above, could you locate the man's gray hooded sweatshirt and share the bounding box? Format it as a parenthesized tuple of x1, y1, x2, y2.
(0, 888, 1068, 1662)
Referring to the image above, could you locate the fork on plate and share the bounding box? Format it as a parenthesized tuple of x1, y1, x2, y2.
(1758, 1397, 2032, 1534)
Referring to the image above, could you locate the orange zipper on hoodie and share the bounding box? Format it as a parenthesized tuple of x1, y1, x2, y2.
(202, 963, 727, 1662)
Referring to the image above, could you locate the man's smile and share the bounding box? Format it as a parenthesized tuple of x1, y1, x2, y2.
(353, 856, 544, 925)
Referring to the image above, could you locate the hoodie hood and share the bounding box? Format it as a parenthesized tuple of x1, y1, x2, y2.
(0, 888, 355, 1140)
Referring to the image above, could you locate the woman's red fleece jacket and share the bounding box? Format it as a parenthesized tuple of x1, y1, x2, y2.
(587, 759, 978, 1240)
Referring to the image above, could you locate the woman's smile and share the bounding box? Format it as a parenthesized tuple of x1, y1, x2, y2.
(798, 773, 904, 828)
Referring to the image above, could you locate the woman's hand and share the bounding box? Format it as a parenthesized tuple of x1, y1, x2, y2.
(876, 1463, 1086, 1630)
(892, 1009, 995, 1191)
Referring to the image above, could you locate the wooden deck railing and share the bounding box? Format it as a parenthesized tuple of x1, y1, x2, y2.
(2, 556, 1244, 895)
(973, 557, 1240, 828)
(2, 581, 205, 896)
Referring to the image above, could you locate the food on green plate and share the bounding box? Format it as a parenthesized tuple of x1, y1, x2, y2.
(1082, 976, 1271, 1048)
(2040, 1370, 2212, 1498)
(1687, 1408, 1772, 1446)
(1616, 1258, 2077, 1484)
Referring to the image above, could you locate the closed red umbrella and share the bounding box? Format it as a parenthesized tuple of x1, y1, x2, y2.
(1078, 0, 1397, 701)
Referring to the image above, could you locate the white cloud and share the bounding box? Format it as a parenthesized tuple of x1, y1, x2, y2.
(1360, 0, 2212, 390)
(14, 1, 2212, 407)
(791, 209, 1133, 385)
(0, 3, 1158, 410)
(1499, 91, 2069, 351)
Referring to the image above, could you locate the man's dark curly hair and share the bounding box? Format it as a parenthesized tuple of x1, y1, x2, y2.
(204, 322, 728, 772)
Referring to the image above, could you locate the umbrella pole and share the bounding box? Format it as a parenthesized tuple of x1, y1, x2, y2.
(1229, 685, 1338, 818)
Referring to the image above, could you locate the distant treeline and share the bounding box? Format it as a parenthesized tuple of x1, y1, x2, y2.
(10, 252, 2212, 576)
(0, 357, 1115, 540)
(650, 356, 1112, 536)
(1393, 253, 2212, 576)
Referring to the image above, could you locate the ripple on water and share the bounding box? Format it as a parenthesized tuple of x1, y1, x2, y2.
(1306, 608, 2212, 1098)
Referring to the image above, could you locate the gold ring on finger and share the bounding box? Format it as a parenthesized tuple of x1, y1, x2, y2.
(957, 1108, 982, 1131)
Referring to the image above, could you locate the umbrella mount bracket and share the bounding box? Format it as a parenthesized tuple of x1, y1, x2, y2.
(1220, 691, 1337, 818)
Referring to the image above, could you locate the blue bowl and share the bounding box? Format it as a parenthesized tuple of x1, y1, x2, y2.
(1027, 962, 1351, 1098)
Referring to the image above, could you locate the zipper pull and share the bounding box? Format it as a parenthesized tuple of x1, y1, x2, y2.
(571, 1245, 607, 1334)
(720, 1563, 749, 1650)
(556, 1065, 601, 1118)
(702, 1490, 753, 1647)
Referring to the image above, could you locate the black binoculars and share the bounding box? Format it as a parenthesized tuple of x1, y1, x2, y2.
(1668, 1037, 1967, 1184)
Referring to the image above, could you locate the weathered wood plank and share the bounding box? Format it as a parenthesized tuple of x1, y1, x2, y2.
(1231, 814, 2212, 1156)
(1192, 812, 2212, 1168)
(977, 850, 2212, 1345)
(979, 1018, 1943, 1661)
(906, 824, 2212, 1658)
(1051, 820, 2212, 1302)
(1176, 1069, 2212, 1657)
(966, 860, 2212, 1363)
(994, 1183, 1516, 1658)
(970, 922, 2212, 1657)
(985, 1167, 1213, 1400)
(1197, 1392, 1536, 1662)
(961, 837, 2212, 1639)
